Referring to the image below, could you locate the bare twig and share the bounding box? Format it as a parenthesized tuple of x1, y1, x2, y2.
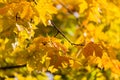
(57, 0, 82, 26)
(50, 21, 84, 46)
(0, 64, 26, 70)
(57, 0, 73, 14)
(54, 31, 59, 37)
(33, 0, 37, 5)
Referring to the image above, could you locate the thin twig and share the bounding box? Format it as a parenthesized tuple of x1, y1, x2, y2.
(51, 21, 84, 46)
(57, 0, 82, 26)
(57, 0, 73, 14)
(0, 64, 26, 70)
(33, 0, 37, 5)
(54, 31, 59, 37)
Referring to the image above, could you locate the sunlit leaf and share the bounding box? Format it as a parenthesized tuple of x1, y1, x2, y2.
(34, 0, 57, 26)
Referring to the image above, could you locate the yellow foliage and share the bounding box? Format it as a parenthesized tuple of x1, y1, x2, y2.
(0, 38, 9, 50)
(5, 73, 38, 80)
(27, 36, 70, 72)
(87, 53, 120, 75)
(79, 0, 88, 13)
(0, 0, 120, 79)
(54, 75, 62, 80)
(35, 0, 57, 26)
(0, 0, 57, 26)
(101, 53, 120, 75)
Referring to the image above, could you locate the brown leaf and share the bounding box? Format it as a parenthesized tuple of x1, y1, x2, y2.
(83, 42, 103, 58)
(47, 47, 70, 68)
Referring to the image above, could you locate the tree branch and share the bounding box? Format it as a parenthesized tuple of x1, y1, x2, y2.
(57, 0, 73, 14)
(0, 64, 26, 70)
(51, 21, 84, 46)
(57, 0, 82, 26)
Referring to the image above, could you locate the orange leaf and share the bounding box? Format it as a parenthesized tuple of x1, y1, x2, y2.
(0, 6, 9, 15)
(83, 42, 103, 58)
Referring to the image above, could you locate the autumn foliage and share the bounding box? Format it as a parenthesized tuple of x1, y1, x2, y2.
(0, 0, 120, 80)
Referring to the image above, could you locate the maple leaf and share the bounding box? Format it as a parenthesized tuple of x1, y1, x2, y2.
(0, 1, 35, 21)
(28, 36, 67, 53)
(46, 47, 70, 68)
(82, 42, 103, 58)
(34, 0, 57, 26)
(101, 53, 120, 75)
(86, 52, 120, 75)
(79, 0, 88, 13)
(27, 36, 69, 71)
(19, 2, 34, 20)
(11, 1, 34, 21)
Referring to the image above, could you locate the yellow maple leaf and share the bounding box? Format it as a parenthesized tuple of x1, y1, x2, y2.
(79, 0, 88, 13)
(35, 0, 57, 26)
(101, 53, 120, 75)
(20, 3, 34, 20)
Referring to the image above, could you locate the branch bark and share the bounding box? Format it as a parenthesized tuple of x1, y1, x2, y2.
(0, 64, 26, 70)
